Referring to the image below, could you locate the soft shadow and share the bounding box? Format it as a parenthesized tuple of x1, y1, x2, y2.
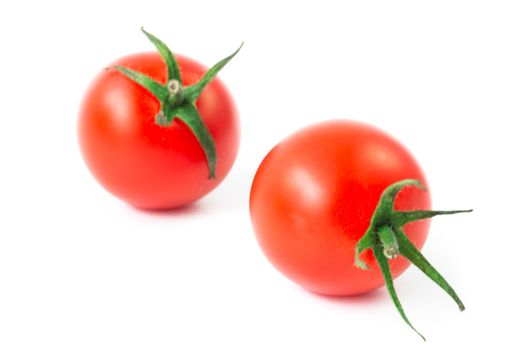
(127, 201, 205, 217)
(121, 166, 252, 218)
(313, 288, 386, 307)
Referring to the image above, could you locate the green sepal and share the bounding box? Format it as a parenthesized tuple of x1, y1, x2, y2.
(394, 227, 465, 311)
(392, 209, 473, 226)
(174, 103, 217, 179)
(112, 66, 168, 100)
(371, 179, 426, 222)
(184, 42, 243, 102)
(372, 243, 426, 341)
(141, 27, 181, 82)
(353, 179, 472, 340)
(355, 228, 376, 270)
(108, 29, 242, 179)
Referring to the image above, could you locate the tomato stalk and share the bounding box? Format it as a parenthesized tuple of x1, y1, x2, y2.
(110, 28, 242, 179)
(354, 179, 472, 341)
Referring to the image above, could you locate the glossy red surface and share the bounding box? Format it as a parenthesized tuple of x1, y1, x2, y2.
(78, 52, 239, 208)
(250, 120, 431, 295)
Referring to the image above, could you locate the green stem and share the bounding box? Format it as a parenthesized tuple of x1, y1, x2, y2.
(354, 179, 472, 340)
(109, 29, 242, 179)
(166, 79, 184, 109)
(378, 225, 399, 259)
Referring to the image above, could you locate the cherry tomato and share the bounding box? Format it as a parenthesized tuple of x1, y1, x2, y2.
(249, 120, 431, 296)
(78, 31, 240, 209)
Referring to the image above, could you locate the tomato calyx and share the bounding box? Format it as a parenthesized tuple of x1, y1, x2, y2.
(354, 179, 472, 341)
(110, 28, 243, 179)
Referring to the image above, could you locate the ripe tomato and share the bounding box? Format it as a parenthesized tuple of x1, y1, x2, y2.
(249, 120, 431, 296)
(78, 31, 240, 209)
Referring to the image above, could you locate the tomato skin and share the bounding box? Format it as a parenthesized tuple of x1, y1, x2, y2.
(78, 52, 239, 209)
(249, 120, 431, 296)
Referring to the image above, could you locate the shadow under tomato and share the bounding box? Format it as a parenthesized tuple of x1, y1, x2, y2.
(313, 287, 386, 307)
(128, 201, 205, 217)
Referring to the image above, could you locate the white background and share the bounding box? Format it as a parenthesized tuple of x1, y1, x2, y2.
(0, 0, 516, 349)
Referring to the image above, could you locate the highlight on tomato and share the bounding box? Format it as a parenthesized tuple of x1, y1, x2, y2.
(78, 28, 242, 209)
(249, 120, 472, 340)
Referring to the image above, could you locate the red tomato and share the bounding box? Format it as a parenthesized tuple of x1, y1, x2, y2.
(249, 120, 431, 296)
(78, 52, 239, 209)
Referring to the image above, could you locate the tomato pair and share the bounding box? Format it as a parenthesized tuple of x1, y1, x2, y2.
(78, 29, 470, 340)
